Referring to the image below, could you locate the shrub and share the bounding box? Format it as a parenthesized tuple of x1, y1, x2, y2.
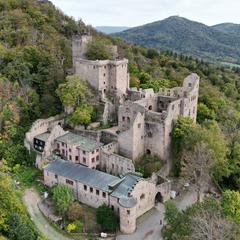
(67, 202, 84, 221)
(66, 223, 76, 233)
(96, 204, 119, 232)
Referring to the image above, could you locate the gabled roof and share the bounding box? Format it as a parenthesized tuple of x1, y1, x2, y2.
(56, 132, 103, 151)
(44, 159, 118, 192)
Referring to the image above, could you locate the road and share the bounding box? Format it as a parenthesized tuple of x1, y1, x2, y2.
(117, 204, 165, 240)
(23, 188, 72, 240)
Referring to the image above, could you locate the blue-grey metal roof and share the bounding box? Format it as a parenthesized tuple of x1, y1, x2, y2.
(56, 132, 103, 151)
(110, 174, 142, 207)
(44, 159, 119, 192)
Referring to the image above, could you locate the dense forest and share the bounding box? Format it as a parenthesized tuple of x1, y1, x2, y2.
(0, 0, 240, 239)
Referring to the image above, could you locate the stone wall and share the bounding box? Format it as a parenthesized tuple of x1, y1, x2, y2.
(24, 114, 65, 151)
(100, 152, 135, 176)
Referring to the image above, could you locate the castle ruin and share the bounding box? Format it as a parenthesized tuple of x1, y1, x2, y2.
(24, 34, 199, 234)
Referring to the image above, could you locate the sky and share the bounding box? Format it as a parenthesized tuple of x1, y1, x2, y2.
(50, 0, 240, 27)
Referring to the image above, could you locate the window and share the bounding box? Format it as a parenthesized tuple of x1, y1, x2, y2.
(127, 117, 130, 123)
(90, 187, 93, 193)
(140, 194, 145, 200)
(172, 104, 175, 111)
(69, 148, 71, 152)
(96, 155, 99, 161)
(127, 210, 130, 215)
(103, 73, 106, 77)
(57, 143, 60, 149)
(96, 149, 99, 152)
(61, 142, 64, 147)
(83, 150, 86, 155)
(62, 149, 65, 155)
(92, 150, 94, 154)
(96, 189, 99, 195)
(92, 157, 95, 163)
(112, 163, 114, 169)
(122, 116, 125, 121)
(84, 185, 87, 191)
(66, 179, 74, 185)
(69, 155, 72, 160)
(55, 174, 58, 179)
(102, 192, 106, 198)
(138, 123, 141, 128)
(111, 205, 114, 211)
(75, 156, 79, 161)
(83, 157, 86, 163)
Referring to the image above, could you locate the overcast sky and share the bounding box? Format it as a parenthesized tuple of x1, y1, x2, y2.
(51, 0, 240, 27)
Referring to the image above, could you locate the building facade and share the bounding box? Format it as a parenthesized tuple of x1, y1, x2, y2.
(44, 159, 169, 234)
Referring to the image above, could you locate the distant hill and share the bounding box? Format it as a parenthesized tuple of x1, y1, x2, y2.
(213, 23, 240, 36)
(96, 26, 130, 34)
(114, 16, 240, 64)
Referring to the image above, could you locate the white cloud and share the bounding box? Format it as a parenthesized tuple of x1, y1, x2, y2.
(51, 0, 240, 27)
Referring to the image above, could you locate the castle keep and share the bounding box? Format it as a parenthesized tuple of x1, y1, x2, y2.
(73, 34, 129, 98)
(25, 34, 199, 234)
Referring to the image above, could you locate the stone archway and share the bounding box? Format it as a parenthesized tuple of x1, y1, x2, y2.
(155, 192, 163, 204)
(146, 149, 151, 155)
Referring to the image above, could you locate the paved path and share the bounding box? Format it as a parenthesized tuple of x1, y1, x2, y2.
(23, 188, 72, 240)
(117, 204, 165, 240)
(173, 187, 198, 210)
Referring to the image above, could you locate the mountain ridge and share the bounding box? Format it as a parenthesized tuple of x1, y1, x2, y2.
(114, 16, 240, 64)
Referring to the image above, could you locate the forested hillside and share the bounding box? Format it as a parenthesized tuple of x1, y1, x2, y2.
(114, 16, 240, 65)
(213, 23, 240, 36)
(0, 1, 240, 239)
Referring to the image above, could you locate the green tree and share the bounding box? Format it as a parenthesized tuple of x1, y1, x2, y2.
(197, 103, 216, 124)
(56, 75, 92, 108)
(52, 185, 74, 216)
(85, 40, 113, 60)
(222, 190, 240, 224)
(68, 104, 93, 127)
(96, 204, 119, 232)
(7, 213, 37, 240)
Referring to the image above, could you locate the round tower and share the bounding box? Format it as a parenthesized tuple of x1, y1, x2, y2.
(119, 197, 137, 234)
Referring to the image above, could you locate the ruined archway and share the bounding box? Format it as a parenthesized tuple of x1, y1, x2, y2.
(146, 149, 151, 155)
(155, 192, 163, 204)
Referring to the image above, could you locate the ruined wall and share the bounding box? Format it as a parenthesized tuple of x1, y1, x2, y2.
(24, 114, 65, 151)
(72, 35, 92, 69)
(118, 112, 145, 161)
(100, 152, 135, 176)
(43, 125, 66, 159)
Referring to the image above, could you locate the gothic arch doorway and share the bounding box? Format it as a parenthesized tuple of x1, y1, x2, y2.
(155, 192, 163, 204)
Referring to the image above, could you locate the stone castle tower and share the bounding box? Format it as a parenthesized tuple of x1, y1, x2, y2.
(72, 34, 129, 98)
